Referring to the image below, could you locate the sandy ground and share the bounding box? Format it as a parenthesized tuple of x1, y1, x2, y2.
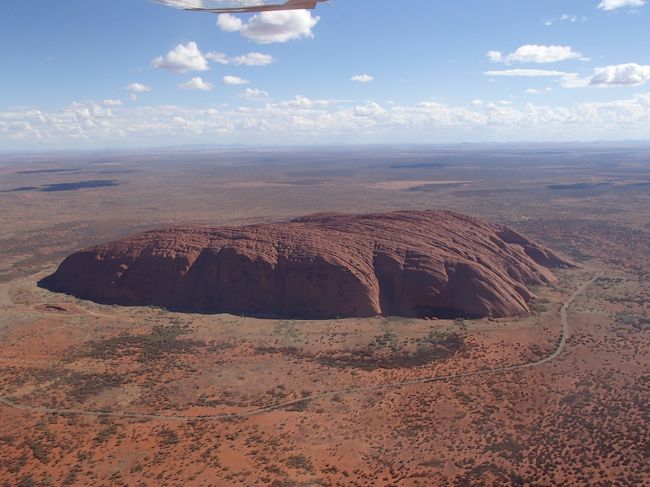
(0, 147, 649, 485)
(0, 263, 648, 486)
(367, 180, 473, 190)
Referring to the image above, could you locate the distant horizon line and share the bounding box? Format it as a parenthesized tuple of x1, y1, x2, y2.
(2, 139, 650, 156)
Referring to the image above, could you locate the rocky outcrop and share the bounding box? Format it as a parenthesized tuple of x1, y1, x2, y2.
(39, 211, 572, 319)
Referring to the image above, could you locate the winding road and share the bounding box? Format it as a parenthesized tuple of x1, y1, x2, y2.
(0, 274, 601, 422)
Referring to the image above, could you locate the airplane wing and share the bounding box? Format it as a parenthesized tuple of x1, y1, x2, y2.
(154, 0, 324, 13)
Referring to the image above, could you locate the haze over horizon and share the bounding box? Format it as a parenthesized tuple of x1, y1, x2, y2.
(2, 0, 650, 150)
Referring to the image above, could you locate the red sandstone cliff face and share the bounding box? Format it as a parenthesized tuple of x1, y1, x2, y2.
(39, 211, 572, 319)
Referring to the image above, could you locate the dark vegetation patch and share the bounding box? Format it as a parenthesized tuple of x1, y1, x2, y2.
(541, 181, 649, 195)
(548, 183, 608, 190)
(16, 168, 81, 174)
(285, 454, 315, 473)
(3, 180, 120, 193)
(452, 188, 534, 198)
(95, 423, 118, 444)
(559, 389, 593, 408)
(389, 162, 450, 169)
(158, 428, 180, 446)
(0, 435, 15, 445)
(545, 182, 614, 198)
(528, 297, 550, 314)
(268, 480, 323, 487)
(97, 169, 135, 174)
(5, 366, 127, 404)
(614, 312, 650, 331)
(455, 462, 526, 487)
(3, 186, 39, 192)
(27, 441, 49, 463)
(65, 372, 127, 403)
(485, 437, 524, 462)
(419, 458, 445, 468)
(286, 168, 352, 178)
(67, 325, 209, 363)
(39, 180, 121, 192)
(87, 159, 121, 165)
(16, 476, 38, 487)
(407, 182, 469, 192)
(276, 179, 328, 186)
(256, 331, 463, 371)
(286, 399, 311, 412)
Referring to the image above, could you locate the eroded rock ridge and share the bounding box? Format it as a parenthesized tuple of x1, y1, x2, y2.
(40, 211, 571, 319)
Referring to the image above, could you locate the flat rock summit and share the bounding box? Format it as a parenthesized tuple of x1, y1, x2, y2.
(40, 211, 571, 319)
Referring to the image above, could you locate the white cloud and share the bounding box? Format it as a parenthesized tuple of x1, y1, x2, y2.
(488, 63, 650, 89)
(590, 63, 650, 86)
(485, 69, 572, 77)
(240, 88, 269, 99)
(544, 14, 587, 26)
(217, 11, 319, 44)
(216, 13, 243, 32)
(223, 75, 249, 85)
(5, 93, 650, 148)
(126, 83, 152, 93)
(488, 45, 584, 64)
(0, 101, 124, 143)
(205, 51, 230, 65)
(598, 0, 646, 11)
(179, 77, 214, 91)
(151, 42, 208, 73)
(526, 88, 553, 95)
(559, 73, 590, 88)
(206, 51, 274, 66)
(354, 102, 385, 117)
(232, 52, 274, 66)
(487, 51, 504, 62)
(351, 74, 374, 83)
(559, 64, 650, 88)
(279, 95, 328, 109)
(103, 99, 123, 106)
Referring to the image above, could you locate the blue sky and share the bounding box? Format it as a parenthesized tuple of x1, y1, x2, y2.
(1, 0, 649, 149)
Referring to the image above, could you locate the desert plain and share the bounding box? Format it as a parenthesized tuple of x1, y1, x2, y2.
(0, 144, 649, 486)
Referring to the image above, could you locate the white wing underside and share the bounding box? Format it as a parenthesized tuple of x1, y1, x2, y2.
(155, 0, 320, 13)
